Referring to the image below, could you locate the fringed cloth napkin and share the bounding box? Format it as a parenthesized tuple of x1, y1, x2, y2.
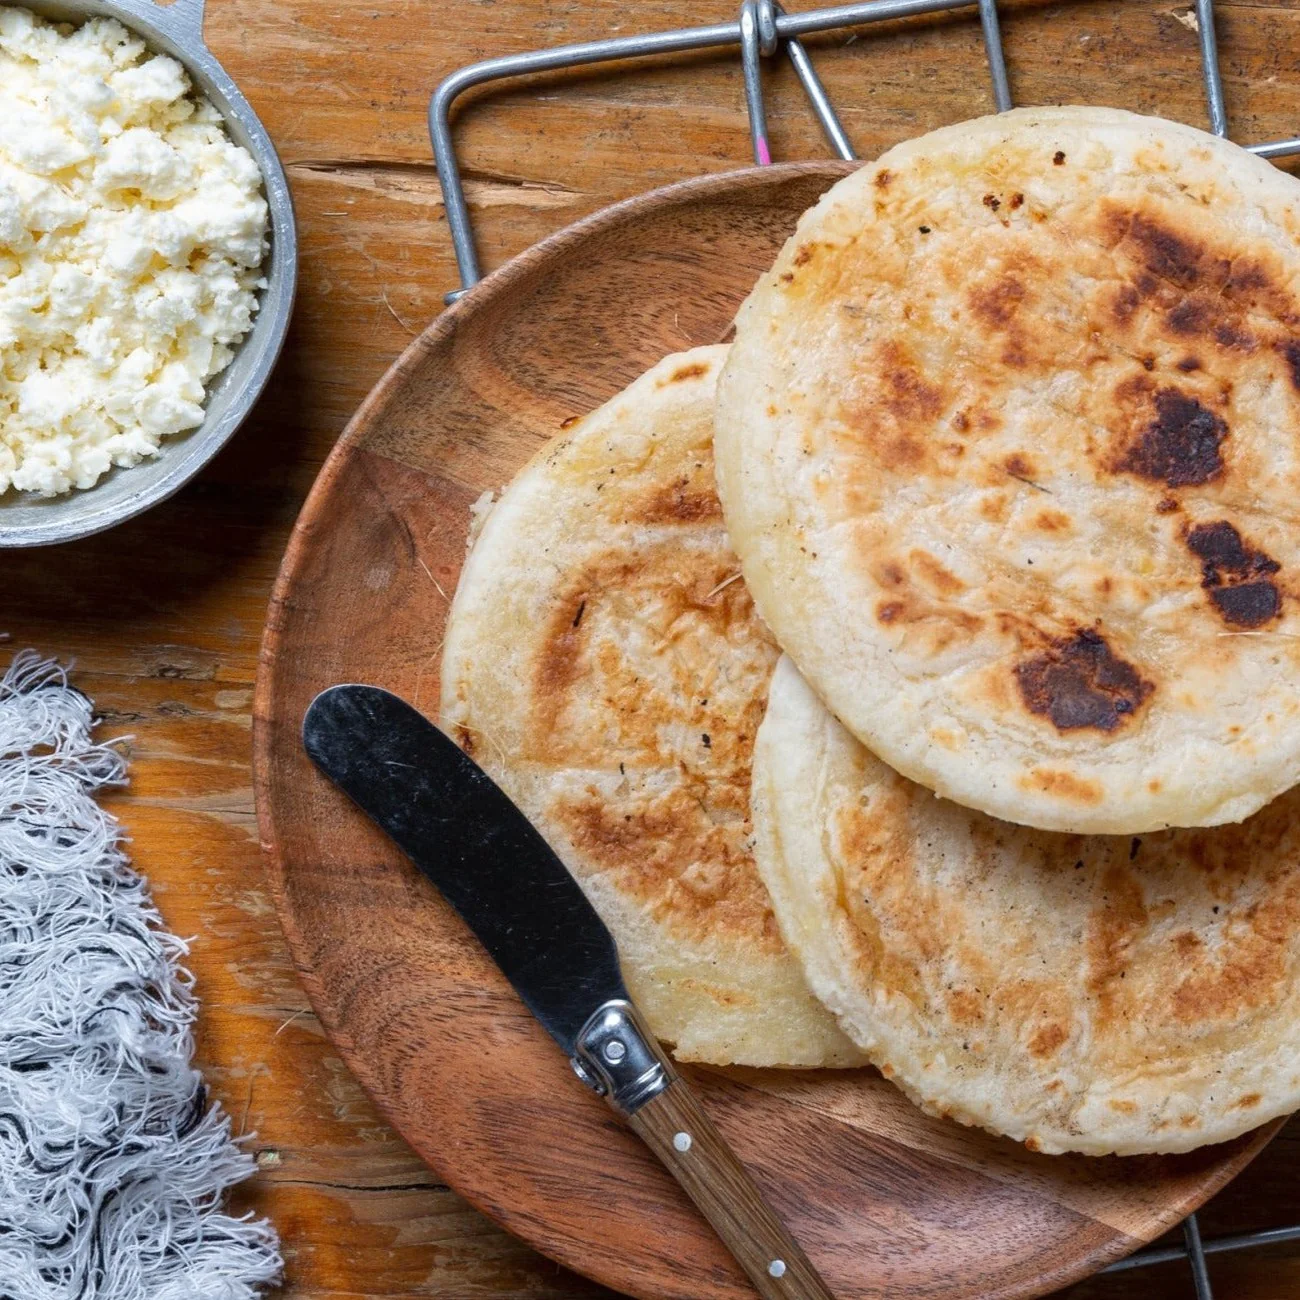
(0, 652, 281, 1299)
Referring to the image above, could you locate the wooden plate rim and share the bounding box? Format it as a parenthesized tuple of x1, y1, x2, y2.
(253, 160, 1281, 1299)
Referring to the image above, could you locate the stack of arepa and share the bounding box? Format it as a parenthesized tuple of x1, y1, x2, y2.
(441, 105, 1300, 1157)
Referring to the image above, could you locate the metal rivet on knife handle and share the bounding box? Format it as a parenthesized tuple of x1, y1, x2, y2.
(573, 1000, 836, 1300)
(628, 1071, 837, 1300)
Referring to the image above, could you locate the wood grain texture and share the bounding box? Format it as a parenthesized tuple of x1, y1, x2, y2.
(4, 0, 1300, 1295)
(627, 1080, 835, 1300)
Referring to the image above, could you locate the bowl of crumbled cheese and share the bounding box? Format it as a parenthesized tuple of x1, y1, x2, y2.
(0, 0, 295, 546)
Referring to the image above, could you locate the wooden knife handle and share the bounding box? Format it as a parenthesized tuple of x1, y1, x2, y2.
(628, 1076, 836, 1300)
(571, 1000, 834, 1299)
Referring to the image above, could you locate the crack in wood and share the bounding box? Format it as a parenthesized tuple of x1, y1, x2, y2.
(272, 1176, 447, 1194)
(286, 158, 582, 210)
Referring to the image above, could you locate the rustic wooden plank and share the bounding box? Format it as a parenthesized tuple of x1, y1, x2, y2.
(5, 0, 1300, 1295)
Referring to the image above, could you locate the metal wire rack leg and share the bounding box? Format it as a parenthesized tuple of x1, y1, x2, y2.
(762, 1, 857, 158)
(426, 4, 1300, 1290)
(1104, 1215, 1300, 1283)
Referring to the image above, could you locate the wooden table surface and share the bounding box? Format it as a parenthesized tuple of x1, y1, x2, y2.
(8, 0, 1300, 1295)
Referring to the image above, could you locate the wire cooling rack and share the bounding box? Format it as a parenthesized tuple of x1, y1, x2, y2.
(429, 3, 1300, 1295)
(430, 0, 1300, 302)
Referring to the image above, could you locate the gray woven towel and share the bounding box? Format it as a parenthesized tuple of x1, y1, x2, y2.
(0, 651, 281, 1300)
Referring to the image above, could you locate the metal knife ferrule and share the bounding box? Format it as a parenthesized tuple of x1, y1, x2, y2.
(571, 999, 676, 1115)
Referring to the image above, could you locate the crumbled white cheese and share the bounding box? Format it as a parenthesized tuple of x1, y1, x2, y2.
(0, 5, 268, 496)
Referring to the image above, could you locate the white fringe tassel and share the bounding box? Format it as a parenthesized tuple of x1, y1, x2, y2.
(0, 651, 282, 1299)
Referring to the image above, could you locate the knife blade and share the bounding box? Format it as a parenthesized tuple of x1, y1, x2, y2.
(302, 681, 627, 1057)
(303, 684, 837, 1300)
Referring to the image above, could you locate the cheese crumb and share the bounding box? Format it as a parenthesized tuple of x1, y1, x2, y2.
(0, 6, 269, 497)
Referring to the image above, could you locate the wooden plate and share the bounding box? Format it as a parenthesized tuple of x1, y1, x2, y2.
(253, 162, 1278, 1300)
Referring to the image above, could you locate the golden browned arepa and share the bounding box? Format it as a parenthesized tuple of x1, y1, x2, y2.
(753, 654, 1300, 1155)
(440, 346, 863, 1067)
(716, 106, 1300, 834)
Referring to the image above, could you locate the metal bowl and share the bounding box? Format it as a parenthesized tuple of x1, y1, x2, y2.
(0, 0, 297, 547)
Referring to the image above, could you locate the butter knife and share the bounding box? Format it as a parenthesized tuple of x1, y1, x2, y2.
(302, 683, 835, 1300)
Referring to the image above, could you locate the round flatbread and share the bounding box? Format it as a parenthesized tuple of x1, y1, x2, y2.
(441, 346, 863, 1068)
(753, 654, 1300, 1154)
(716, 106, 1300, 834)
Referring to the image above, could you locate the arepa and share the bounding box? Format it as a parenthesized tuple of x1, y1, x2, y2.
(753, 654, 1300, 1155)
(441, 346, 863, 1068)
(716, 106, 1300, 834)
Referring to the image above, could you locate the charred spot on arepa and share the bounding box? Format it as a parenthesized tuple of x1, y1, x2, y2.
(1104, 202, 1300, 335)
(532, 578, 598, 728)
(1085, 863, 1149, 1029)
(528, 548, 770, 762)
(1214, 321, 1256, 351)
(861, 550, 986, 649)
(836, 344, 947, 462)
(1185, 519, 1279, 582)
(909, 549, 966, 596)
(1226, 259, 1271, 295)
(1111, 209, 1212, 290)
(884, 436, 925, 470)
(1026, 1021, 1068, 1059)
(968, 275, 1028, 329)
(629, 472, 725, 525)
(551, 785, 783, 950)
(1000, 337, 1032, 369)
(1015, 628, 1154, 733)
(979, 492, 1011, 524)
(1110, 282, 1141, 324)
(1016, 767, 1103, 804)
(1208, 581, 1281, 628)
(1276, 339, 1300, 391)
(1184, 520, 1282, 628)
(882, 351, 944, 422)
(1167, 299, 1210, 335)
(945, 988, 984, 1026)
(1169, 854, 1298, 1024)
(1113, 385, 1227, 488)
(660, 361, 710, 385)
